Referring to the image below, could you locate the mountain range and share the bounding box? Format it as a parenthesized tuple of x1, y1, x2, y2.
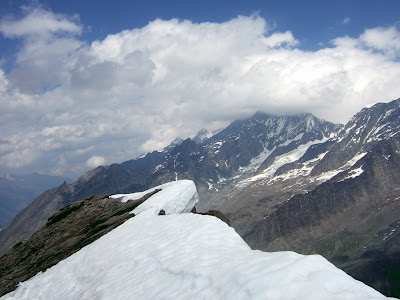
(0, 173, 71, 229)
(1, 98, 400, 297)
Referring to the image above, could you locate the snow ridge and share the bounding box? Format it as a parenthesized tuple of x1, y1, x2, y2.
(1, 180, 390, 300)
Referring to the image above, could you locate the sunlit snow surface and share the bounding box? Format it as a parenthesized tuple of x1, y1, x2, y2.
(110, 180, 199, 216)
(2, 180, 392, 300)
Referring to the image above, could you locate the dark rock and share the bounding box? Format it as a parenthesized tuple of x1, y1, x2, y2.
(194, 210, 231, 226)
(205, 210, 231, 226)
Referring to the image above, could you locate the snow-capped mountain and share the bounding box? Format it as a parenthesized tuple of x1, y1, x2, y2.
(192, 128, 221, 144)
(0, 111, 340, 257)
(222, 99, 400, 222)
(0, 181, 390, 299)
(310, 99, 400, 176)
(161, 137, 184, 153)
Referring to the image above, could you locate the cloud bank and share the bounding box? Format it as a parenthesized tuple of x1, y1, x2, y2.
(1, 7, 400, 177)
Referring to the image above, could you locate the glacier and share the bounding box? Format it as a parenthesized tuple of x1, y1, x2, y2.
(1, 180, 393, 300)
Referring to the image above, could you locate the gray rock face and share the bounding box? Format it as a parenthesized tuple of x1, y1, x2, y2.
(311, 99, 400, 176)
(204, 112, 341, 177)
(161, 137, 184, 153)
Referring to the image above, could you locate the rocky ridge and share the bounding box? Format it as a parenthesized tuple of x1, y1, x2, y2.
(0, 190, 159, 297)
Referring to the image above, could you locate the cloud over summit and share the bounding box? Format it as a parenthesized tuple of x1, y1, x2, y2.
(1, 7, 400, 177)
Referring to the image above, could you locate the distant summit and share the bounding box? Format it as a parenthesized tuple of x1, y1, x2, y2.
(162, 137, 184, 153)
(193, 128, 221, 144)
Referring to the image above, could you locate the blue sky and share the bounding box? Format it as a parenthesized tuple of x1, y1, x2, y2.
(0, 0, 400, 177)
(1, 0, 399, 53)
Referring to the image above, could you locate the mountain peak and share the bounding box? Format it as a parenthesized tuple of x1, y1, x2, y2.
(251, 111, 270, 118)
(193, 128, 217, 144)
(336, 98, 400, 146)
(362, 98, 400, 111)
(162, 137, 184, 153)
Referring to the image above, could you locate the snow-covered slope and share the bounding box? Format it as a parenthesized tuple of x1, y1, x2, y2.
(1, 181, 391, 300)
(111, 180, 199, 216)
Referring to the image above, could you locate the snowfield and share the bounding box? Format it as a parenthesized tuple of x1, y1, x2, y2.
(1, 180, 393, 300)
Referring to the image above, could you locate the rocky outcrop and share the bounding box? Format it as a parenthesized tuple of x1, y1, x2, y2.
(193, 208, 231, 226)
(0, 189, 159, 297)
(0, 163, 148, 257)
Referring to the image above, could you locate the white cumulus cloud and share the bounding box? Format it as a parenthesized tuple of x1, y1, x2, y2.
(0, 6, 81, 38)
(86, 156, 106, 168)
(342, 17, 351, 25)
(360, 26, 400, 57)
(0, 6, 400, 178)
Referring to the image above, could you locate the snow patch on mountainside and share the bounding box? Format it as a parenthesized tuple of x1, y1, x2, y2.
(237, 138, 328, 188)
(238, 146, 275, 174)
(365, 102, 379, 108)
(314, 152, 367, 184)
(268, 151, 329, 184)
(339, 167, 364, 182)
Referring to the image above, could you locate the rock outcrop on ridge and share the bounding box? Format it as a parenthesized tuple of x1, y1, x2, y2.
(0, 189, 159, 297)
